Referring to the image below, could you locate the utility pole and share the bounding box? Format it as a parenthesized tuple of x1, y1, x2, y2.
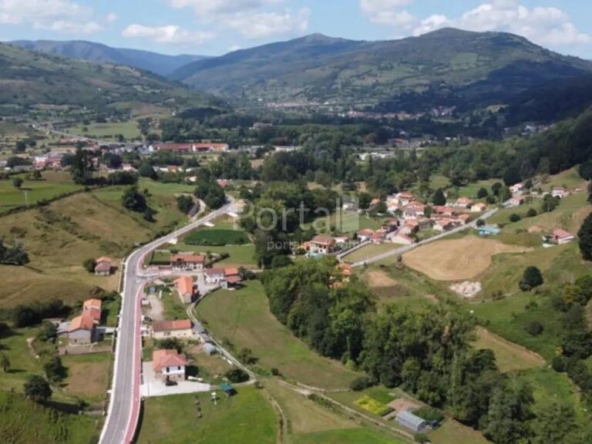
(23, 190, 29, 207)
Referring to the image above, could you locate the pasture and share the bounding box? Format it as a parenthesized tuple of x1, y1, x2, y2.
(183, 229, 250, 246)
(195, 281, 362, 389)
(343, 243, 404, 263)
(137, 387, 277, 444)
(403, 236, 531, 281)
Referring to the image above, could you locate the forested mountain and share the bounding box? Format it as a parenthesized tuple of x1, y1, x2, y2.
(0, 43, 226, 115)
(10, 40, 208, 76)
(502, 73, 592, 125)
(172, 28, 592, 109)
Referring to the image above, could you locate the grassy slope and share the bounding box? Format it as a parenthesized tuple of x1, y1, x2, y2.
(137, 387, 277, 444)
(195, 281, 362, 389)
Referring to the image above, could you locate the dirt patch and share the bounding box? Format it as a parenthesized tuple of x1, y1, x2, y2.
(387, 397, 420, 413)
(363, 270, 398, 288)
(403, 236, 531, 281)
(145, 294, 164, 321)
(450, 281, 482, 299)
(473, 327, 546, 372)
(527, 225, 546, 234)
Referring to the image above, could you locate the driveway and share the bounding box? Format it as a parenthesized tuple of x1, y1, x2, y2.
(141, 362, 211, 398)
(145, 294, 164, 321)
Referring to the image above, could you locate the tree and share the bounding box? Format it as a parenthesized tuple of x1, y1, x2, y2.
(526, 208, 538, 218)
(37, 321, 58, 342)
(578, 213, 592, 261)
(14, 140, 27, 153)
(525, 321, 544, 336)
(499, 186, 512, 202)
(0, 354, 10, 373)
(358, 192, 372, 210)
(237, 348, 258, 365)
(83, 258, 96, 273)
(121, 185, 147, 212)
(138, 163, 158, 181)
(225, 368, 249, 383)
(491, 182, 503, 197)
(12, 177, 23, 189)
(519, 266, 544, 291)
(24, 375, 52, 403)
(477, 187, 488, 199)
(43, 356, 67, 383)
(432, 188, 446, 206)
(509, 213, 521, 223)
(476, 219, 485, 227)
(70, 147, 94, 185)
(176, 195, 194, 214)
(533, 403, 580, 444)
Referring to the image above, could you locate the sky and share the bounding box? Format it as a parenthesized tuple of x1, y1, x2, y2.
(1, 0, 592, 58)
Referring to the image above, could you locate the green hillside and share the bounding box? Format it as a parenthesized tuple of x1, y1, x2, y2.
(0, 42, 226, 116)
(173, 28, 592, 109)
(10, 40, 208, 76)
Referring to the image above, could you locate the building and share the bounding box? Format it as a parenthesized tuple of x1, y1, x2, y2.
(455, 197, 474, 208)
(390, 233, 415, 246)
(94, 257, 112, 276)
(205, 268, 225, 285)
(151, 319, 194, 340)
(83, 299, 102, 323)
(457, 214, 471, 225)
(155, 143, 229, 153)
(433, 206, 457, 217)
(68, 313, 96, 345)
(434, 219, 456, 232)
(222, 268, 242, 289)
(471, 203, 487, 213)
(552, 229, 575, 245)
(552, 186, 567, 199)
(508, 196, 525, 208)
(510, 183, 524, 195)
(170, 254, 205, 271)
(357, 229, 375, 242)
(309, 236, 336, 255)
(396, 410, 427, 433)
(478, 226, 501, 237)
(395, 192, 415, 206)
(371, 231, 385, 244)
(152, 349, 187, 382)
(403, 203, 426, 219)
(175, 276, 195, 304)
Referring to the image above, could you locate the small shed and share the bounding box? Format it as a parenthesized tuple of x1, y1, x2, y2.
(396, 410, 427, 433)
(220, 383, 236, 397)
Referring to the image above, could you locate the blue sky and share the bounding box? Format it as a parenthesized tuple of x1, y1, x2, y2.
(1, 0, 592, 57)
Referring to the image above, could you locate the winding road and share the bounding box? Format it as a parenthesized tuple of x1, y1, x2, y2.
(99, 198, 234, 444)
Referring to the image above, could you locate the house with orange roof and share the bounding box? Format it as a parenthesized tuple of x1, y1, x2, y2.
(357, 229, 375, 242)
(395, 192, 415, 206)
(152, 349, 187, 382)
(175, 276, 195, 304)
(457, 214, 471, 225)
(68, 313, 96, 345)
(94, 257, 112, 276)
(455, 197, 474, 208)
(223, 268, 242, 289)
(83, 299, 102, 323)
(471, 203, 487, 213)
(151, 319, 194, 340)
(310, 235, 336, 255)
(171, 254, 204, 271)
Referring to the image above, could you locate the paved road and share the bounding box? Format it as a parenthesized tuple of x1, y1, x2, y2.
(347, 207, 499, 267)
(99, 199, 234, 444)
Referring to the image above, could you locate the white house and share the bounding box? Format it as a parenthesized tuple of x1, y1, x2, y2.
(205, 268, 226, 285)
(552, 186, 567, 199)
(152, 349, 187, 382)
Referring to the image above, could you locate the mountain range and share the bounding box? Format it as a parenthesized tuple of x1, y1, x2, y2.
(170, 29, 592, 109)
(0, 42, 224, 115)
(10, 40, 208, 77)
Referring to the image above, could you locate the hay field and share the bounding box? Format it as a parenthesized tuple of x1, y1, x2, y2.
(403, 236, 531, 281)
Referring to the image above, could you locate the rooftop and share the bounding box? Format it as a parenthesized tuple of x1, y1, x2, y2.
(152, 319, 192, 333)
(69, 313, 95, 332)
(152, 349, 187, 372)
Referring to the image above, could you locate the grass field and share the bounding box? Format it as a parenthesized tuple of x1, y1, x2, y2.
(183, 229, 250, 246)
(310, 212, 384, 234)
(61, 352, 112, 405)
(403, 236, 531, 281)
(343, 243, 404, 263)
(543, 168, 585, 192)
(472, 327, 546, 372)
(67, 121, 141, 140)
(428, 419, 491, 444)
(137, 387, 277, 444)
(195, 281, 362, 389)
(167, 242, 258, 268)
(0, 171, 83, 213)
(292, 428, 405, 444)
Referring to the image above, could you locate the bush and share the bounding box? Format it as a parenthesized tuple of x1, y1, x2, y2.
(509, 213, 522, 223)
(525, 321, 544, 336)
(414, 433, 431, 443)
(271, 367, 281, 376)
(82, 258, 96, 273)
(476, 219, 485, 227)
(350, 376, 376, 391)
(519, 266, 544, 291)
(225, 368, 249, 383)
(414, 406, 444, 423)
(526, 208, 538, 218)
(552, 356, 566, 372)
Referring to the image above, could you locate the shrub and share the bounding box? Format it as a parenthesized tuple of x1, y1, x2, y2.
(519, 266, 544, 291)
(225, 368, 249, 383)
(414, 433, 431, 443)
(82, 258, 96, 273)
(525, 321, 544, 336)
(350, 376, 376, 392)
(526, 208, 538, 218)
(552, 356, 566, 372)
(414, 406, 445, 423)
(509, 213, 522, 223)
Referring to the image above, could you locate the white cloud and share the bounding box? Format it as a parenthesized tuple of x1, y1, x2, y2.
(35, 20, 102, 34)
(223, 7, 310, 39)
(168, 0, 282, 17)
(106, 13, 118, 24)
(359, 0, 591, 47)
(0, 0, 102, 34)
(228, 44, 242, 52)
(122, 24, 215, 45)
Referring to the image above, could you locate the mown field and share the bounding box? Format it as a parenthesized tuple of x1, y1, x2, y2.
(137, 387, 277, 444)
(183, 229, 250, 246)
(0, 171, 83, 213)
(67, 121, 141, 140)
(343, 243, 404, 263)
(195, 281, 362, 389)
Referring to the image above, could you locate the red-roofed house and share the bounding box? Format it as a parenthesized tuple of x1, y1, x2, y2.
(395, 192, 415, 206)
(457, 214, 471, 225)
(552, 229, 575, 245)
(171, 254, 204, 271)
(68, 313, 96, 345)
(310, 236, 336, 255)
(175, 276, 195, 304)
(471, 203, 487, 213)
(357, 229, 375, 242)
(456, 197, 474, 208)
(152, 349, 187, 382)
(223, 268, 242, 289)
(83, 299, 102, 323)
(94, 257, 112, 276)
(151, 319, 194, 340)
